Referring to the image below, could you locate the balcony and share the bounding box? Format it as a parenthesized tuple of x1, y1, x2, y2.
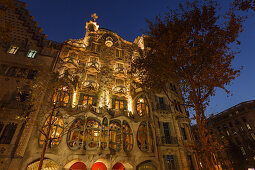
(114, 66, 125, 77)
(86, 61, 99, 72)
(82, 80, 98, 91)
(113, 85, 127, 96)
(161, 136, 178, 145)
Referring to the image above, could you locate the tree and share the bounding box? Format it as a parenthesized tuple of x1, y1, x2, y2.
(234, 0, 255, 11)
(132, 1, 242, 169)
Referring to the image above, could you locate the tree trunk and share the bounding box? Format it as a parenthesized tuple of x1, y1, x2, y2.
(38, 105, 55, 170)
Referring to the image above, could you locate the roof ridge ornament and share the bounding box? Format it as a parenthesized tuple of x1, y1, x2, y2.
(91, 13, 98, 22)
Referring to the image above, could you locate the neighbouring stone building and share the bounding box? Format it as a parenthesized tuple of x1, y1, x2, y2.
(207, 100, 255, 170)
(0, 1, 198, 169)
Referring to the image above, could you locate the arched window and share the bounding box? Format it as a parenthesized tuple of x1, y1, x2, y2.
(109, 120, 121, 151)
(137, 161, 157, 170)
(84, 118, 100, 150)
(136, 97, 149, 116)
(39, 113, 63, 147)
(52, 86, 70, 107)
(67, 118, 85, 150)
(137, 121, 154, 152)
(101, 118, 108, 149)
(122, 120, 133, 152)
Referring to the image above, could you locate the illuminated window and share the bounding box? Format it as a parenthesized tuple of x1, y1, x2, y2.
(27, 50, 37, 58)
(79, 94, 93, 105)
(84, 118, 100, 150)
(180, 127, 187, 140)
(52, 86, 70, 107)
(112, 99, 126, 110)
(7, 46, 19, 54)
(116, 49, 124, 58)
(39, 113, 63, 147)
(122, 120, 133, 152)
(67, 118, 85, 150)
(109, 120, 121, 151)
(0, 123, 17, 144)
(137, 121, 154, 152)
(136, 97, 149, 116)
(101, 118, 108, 149)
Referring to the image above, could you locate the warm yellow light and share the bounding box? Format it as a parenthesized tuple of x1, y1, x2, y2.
(105, 90, 110, 108)
(99, 91, 104, 108)
(127, 88, 132, 114)
(72, 91, 77, 108)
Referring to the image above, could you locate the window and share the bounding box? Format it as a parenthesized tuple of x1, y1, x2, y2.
(122, 120, 133, 152)
(27, 50, 37, 58)
(109, 120, 121, 151)
(7, 46, 19, 54)
(84, 118, 100, 150)
(52, 86, 70, 107)
(136, 97, 149, 117)
(79, 94, 93, 105)
(116, 79, 124, 86)
(163, 155, 177, 170)
(161, 122, 172, 144)
(137, 121, 154, 152)
(91, 43, 100, 53)
(112, 99, 127, 110)
(39, 113, 63, 147)
(67, 118, 85, 150)
(116, 49, 124, 58)
(180, 127, 187, 140)
(0, 123, 17, 144)
(169, 83, 178, 94)
(101, 118, 108, 149)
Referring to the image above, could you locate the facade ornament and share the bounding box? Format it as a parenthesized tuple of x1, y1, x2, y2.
(91, 13, 98, 22)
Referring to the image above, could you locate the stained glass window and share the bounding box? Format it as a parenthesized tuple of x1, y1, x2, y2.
(101, 118, 108, 149)
(39, 113, 63, 147)
(136, 98, 149, 116)
(67, 118, 85, 150)
(52, 86, 70, 107)
(109, 120, 121, 151)
(137, 121, 154, 152)
(122, 120, 133, 152)
(84, 118, 100, 150)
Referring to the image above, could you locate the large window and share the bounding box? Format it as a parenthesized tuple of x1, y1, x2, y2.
(163, 155, 178, 170)
(122, 120, 133, 152)
(161, 122, 172, 144)
(136, 97, 149, 117)
(52, 86, 71, 107)
(39, 113, 63, 147)
(112, 99, 127, 110)
(67, 118, 85, 150)
(101, 118, 108, 149)
(0, 123, 17, 144)
(109, 120, 121, 151)
(84, 118, 100, 150)
(180, 127, 187, 140)
(137, 121, 154, 152)
(79, 94, 93, 105)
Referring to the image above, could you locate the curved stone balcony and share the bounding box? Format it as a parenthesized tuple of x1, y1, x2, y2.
(114, 66, 125, 77)
(86, 61, 99, 72)
(82, 80, 98, 91)
(112, 85, 127, 96)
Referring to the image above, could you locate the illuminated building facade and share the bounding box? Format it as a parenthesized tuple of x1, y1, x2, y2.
(0, 1, 197, 169)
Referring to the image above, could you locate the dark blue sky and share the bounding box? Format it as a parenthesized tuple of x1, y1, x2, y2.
(23, 0, 255, 116)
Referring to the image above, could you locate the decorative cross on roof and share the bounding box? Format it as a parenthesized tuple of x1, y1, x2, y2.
(91, 13, 98, 22)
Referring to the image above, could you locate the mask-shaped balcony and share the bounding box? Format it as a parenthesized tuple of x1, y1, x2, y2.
(82, 80, 98, 91)
(113, 85, 127, 96)
(114, 66, 125, 77)
(86, 60, 99, 72)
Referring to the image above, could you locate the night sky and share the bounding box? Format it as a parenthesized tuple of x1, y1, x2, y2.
(23, 0, 255, 118)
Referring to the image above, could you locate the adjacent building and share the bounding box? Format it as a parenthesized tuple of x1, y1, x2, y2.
(0, 1, 198, 169)
(207, 100, 255, 169)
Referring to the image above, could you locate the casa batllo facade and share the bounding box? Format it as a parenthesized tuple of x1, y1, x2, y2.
(0, 1, 198, 170)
